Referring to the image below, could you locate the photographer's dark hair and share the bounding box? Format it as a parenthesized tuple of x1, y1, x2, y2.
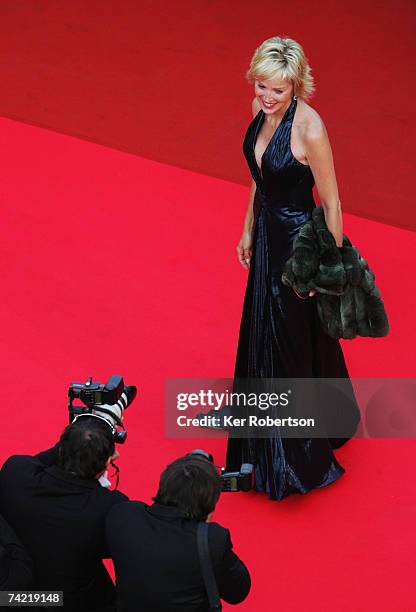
(58, 416, 115, 479)
(153, 455, 221, 521)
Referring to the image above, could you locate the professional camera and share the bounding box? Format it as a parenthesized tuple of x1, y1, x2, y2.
(189, 449, 253, 492)
(68, 374, 137, 444)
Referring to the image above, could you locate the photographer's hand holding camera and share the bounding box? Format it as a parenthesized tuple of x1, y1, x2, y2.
(106, 452, 251, 612)
(0, 376, 137, 612)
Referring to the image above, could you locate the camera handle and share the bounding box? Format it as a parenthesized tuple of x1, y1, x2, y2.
(197, 522, 222, 611)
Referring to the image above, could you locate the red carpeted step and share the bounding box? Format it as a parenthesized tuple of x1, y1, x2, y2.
(0, 0, 414, 229)
(0, 119, 414, 611)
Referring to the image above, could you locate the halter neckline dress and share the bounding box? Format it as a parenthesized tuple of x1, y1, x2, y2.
(226, 96, 352, 500)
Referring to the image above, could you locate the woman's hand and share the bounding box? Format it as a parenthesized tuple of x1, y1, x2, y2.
(293, 288, 317, 299)
(237, 232, 252, 269)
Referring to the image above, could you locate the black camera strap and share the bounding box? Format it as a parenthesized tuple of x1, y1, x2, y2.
(197, 522, 222, 611)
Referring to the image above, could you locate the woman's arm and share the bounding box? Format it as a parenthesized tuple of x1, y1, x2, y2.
(304, 120, 343, 247)
(236, 99, 261, 269)
(236, 181, 256, 269)
(243, 181, 256, 235)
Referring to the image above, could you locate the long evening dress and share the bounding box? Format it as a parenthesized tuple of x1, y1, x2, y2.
(226, 95, 356, 501)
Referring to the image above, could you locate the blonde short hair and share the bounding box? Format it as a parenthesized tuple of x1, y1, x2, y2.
(247, 36, 315, 100)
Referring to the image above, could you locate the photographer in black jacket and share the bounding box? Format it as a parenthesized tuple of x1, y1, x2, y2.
(106, 454, 251, 611)
(0, 384, 136, 612)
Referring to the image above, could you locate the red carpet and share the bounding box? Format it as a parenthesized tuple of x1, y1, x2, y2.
(0, 0, 415, 229)
(1, 119, 415, 610)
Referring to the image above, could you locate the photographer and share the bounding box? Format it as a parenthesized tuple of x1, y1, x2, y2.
(106, 454, 251, 611)
(0, 383, 136, 612)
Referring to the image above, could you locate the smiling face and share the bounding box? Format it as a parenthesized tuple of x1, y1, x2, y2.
(254, 76, 294, 115)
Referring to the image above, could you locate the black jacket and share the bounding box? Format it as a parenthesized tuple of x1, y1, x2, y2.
(0, 445, 128, 611)
(106, 501, 251, 611)
(0, 513, 33, 589)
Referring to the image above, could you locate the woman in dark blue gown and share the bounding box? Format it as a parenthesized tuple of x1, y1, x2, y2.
(225, 36, 358, 500)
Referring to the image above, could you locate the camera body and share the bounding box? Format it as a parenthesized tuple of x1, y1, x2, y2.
(68, 374, 124, 411)
(189, 449, 254, 492)
(220, 463, 253, 492)
(68, 375, 135, 444)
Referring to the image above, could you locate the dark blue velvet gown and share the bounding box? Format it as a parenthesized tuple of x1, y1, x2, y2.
(225, 96, 352, 500)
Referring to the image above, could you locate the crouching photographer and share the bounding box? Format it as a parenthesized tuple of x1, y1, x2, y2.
(0, 375, 137, 612)
(106, 451, 251, 611)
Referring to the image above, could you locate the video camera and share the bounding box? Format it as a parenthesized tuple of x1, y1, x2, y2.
(189, 449, 254, 492)
(68, 374, 137, 444)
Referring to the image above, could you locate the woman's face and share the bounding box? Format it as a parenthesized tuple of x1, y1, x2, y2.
(254, 77, 294, 115)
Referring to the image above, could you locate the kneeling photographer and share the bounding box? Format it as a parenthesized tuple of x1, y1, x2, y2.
(106, 450, 251, 611)
(0, 375, 137, 611)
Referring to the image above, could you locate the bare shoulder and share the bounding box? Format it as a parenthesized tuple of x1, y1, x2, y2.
(251, 97, 261, 118)
(296, 99, 329, 144)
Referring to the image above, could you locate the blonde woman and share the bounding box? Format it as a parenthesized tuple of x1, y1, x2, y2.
(225, 36, 358, 500)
